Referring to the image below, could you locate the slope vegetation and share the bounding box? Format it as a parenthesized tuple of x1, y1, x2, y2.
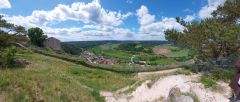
(0, 51, 136, 102)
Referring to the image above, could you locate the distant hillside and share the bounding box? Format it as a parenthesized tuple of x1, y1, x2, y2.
(61, 40, 171, 55)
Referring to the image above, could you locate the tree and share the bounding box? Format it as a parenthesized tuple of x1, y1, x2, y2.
(179, 18, 240, 61)
(212, 0, 240, 24)
(0, 15, 28, 48)
(27, 27, 47, 46)
(0, 15, 28, 68)
(165, 29, 183, 45)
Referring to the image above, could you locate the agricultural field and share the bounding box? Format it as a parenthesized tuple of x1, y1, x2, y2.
(153, 45, 189, 57)
(89, 43, 191, 65)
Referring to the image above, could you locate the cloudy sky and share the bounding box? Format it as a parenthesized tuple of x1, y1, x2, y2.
(0, 0, 225, 41)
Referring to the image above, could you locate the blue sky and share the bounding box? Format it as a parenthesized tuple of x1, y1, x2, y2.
(0, 0, 225, 41)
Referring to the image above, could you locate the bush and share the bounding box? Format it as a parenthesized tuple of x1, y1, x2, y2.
(184, 65, 207, 73)
(209, 68, 234, 82)
(200, 76, 217, 88)
(27, 27, 47, 46)
(91, 90, 105, 102)
(0, 46, 17, 68)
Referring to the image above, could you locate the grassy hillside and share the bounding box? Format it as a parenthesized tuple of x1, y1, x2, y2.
(0, 51, 136, 102)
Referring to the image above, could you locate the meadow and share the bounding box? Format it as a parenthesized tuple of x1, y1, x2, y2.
(0, 50, 136, 102)
(90, 43, 191, 65)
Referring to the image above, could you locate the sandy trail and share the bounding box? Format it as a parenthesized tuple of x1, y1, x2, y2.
(101, 71, 231, 102)
(137, 68, 180, 80)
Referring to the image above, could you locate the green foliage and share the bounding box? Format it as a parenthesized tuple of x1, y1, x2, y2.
(165, 29, 183, 45)
(182, 19, 240, 60)
(91, 90, 105, 102)
(0, 76, 10, 91)
(117, 43, 153, 53)
(199, 76, 217, 88)
(0, 15, 28, 47)
(165, 1, 240, 65)
(212, 0, 240, 24)
(0, 31, 11, 48)
(0, 15, 28, 69)
(0, 46, 17, 68)
(209, 68, 234, 82)
(27, 27, 47, 46)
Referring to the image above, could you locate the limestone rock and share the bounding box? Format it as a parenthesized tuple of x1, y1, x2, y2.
(43, 37, 61, 51)
(167, 87, 194, 102)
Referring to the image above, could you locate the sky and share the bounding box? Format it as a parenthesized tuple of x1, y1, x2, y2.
(0, 0, 226, 41)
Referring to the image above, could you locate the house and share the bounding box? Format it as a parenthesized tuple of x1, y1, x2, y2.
(43, 37, 61, 51)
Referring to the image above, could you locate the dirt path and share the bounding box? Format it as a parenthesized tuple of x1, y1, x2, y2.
(101, 70, 231, 102)
(137, 68, 180, 80)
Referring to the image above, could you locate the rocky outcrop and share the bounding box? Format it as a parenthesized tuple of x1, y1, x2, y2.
(43, 37, 61, 51)
(167, 87, 194, 102)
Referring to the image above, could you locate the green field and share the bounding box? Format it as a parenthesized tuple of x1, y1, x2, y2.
(90, 44, 191, 65)
(91, 44, 132, 62)
(153, 45, 189, 57)
(0, 51, 136, 102)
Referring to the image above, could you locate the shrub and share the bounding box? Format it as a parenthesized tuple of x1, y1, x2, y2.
(27, 27, 47, 46)
(184, 65, 206, 73)
(209, 68, 234, 82)
(91, 90, 105, 102)
(199, 76, 217, 88)
(0, 46, 17, 68)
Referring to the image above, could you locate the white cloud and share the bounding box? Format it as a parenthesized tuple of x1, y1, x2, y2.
(0, 0, 11, 9)
(136, 5, 155, 26)
(198, 0, 226, 19)
(5, 0, 132, 27)
(3, 0, 135, 41)
(4, 13, 135, 41)
(113, 28, 134, 40)
(136, 5, 184, 40)
(3, 2, 189, 41)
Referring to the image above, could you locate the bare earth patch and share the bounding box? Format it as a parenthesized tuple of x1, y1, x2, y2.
(101, 71, 231, 102)
(153, 48, 172, 57)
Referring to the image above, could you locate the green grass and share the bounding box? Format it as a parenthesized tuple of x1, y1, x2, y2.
(0, 51, 136, 102)
(91, 45, 132, 61)
(69, 66, 135, 91)
(199, 76, 218, 88)
(171, 49, 189, 57)
(209, 68, 234, 82)
(147, 59, 176, 65)
(92, 44, 190, 65)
